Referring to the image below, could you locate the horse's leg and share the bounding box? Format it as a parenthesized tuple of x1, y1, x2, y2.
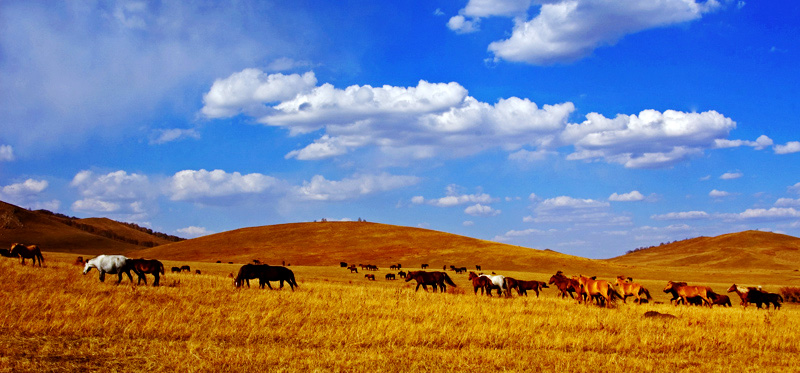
(415, 283, 420, 292)
(99, 271, 106, 282)
(153, 273, 159, 287)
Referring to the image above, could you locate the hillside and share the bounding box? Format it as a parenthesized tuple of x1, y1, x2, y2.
(607, 230, 800, 271)
(129, 221, 609, 273)
(0, 200, 180, 255)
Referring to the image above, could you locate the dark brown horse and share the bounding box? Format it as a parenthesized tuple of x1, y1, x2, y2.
(9, 243, 44, 266)
(727, 284, 782, 309)
(548, 271, 578, 299)
(507, 278, 549, 297)
(405, 271, 457, 293)
(234, 264, 298, 290)
(127, 258, 165, 286)
(468, 271, 491, 295)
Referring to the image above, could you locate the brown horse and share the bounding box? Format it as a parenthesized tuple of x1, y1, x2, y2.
(468, 272, 491, 295)
(548, 271, 579, 299)
(664, 281, 713, 307)
(127, 258, 165, 286)
(9, 243, 44, 266)
(577, 276, 617, 308)
(615, 276, 652, 304)
(727, 284, 782, 309)
(507, 278, 548, 297)
(405, 271, 457, 293)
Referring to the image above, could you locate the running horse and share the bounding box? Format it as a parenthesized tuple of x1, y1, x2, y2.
(127, 258, 165, 286)
(615, 275, 652, 304)
(481, 274, 509, 297)
(507, 278, 549, 297)
(9, 243, 44, 266)
(727, 284, 783, 309)
(549, 271, 579, 299)
(576, 276, 618, 308)
(664, 281, 713, 307)
(404, 271, 457, 293)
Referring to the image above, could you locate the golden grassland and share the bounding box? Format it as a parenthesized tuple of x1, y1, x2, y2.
(1, 254, 799, 372)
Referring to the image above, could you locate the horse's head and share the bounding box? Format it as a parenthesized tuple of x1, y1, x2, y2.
(9, 243, 22, 255)
(82, 259, 95, 275)
(404, 272, 415, 282)
(468, 272, 478, 280)
(663, 281, 677, 293)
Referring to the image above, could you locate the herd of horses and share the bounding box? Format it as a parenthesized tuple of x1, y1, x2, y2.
(3, 243, 788, 309)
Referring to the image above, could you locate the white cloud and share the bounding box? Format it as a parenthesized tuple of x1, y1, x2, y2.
(69, 170, 155, 217)
(0, 145, 14, 161)
(168, 169, 279, 201)
(149, 128, 200, 145)
(508, 148, 555, 162)
(176, 226, 213, 238)
(493, 227, 550, 242)
(714, 135, 773, 150)
(447, 15, 480, 33)
(201, 70, 318, 118)
(464, 203, 501, 216)
(293, 173, 420, 201)
(1, 179, 48, 196)
(530, 195, 627, 224)
(789, 182, 800, 194)
(609, 190, 644, 202)
(774, 141, 800, 154)
(722, 207, 800, 221)
(709, 189, 730, 198)
(720, 171, 743, 180)
(651, 211, 710, 220)
(562, 109, 736, 169)
(72, 198, 122, 213)
(775, 198, 800, 207)
(538, 196, 610, 210)
(480, 0, 718, 65)
(410, 185, 498, 207)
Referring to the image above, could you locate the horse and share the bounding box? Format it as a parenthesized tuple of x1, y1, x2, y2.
(234, 264, 298, 290)
(507, 278, 549, 297)
(83, 255, 133, 284)
(549, 271, 579, 299)
(9, 243, 44, 266)
(171, 266, 181, 273)
(180, 265, 191, 272)
(404, 271, 457, 293)
(340, 262, 348, 268)
(421, 264, 429, 269)
(576, 276, 617, 308)
(127, 258, 165, 286)
(385, 273, 396, 280)
(365, 274, 376, 280)
(664, 281, 713, 307)
(398, 271, 406, 278)
(615, 275, 652, 304)
(0, 248, 14, 257)
(74, 256, 85, 266)
(348, 265, 359, 273)
(727, 284, 782, 309)
(481, 274, 509, 297)
(709, 293, 732, 307)
(468, 272, 492, 295)
(454, 267, 467, 274)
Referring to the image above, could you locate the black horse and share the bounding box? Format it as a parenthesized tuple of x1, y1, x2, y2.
(404, 271, 457, 292)
(235, 264, 298, 290)
(127, 258, 165, 286)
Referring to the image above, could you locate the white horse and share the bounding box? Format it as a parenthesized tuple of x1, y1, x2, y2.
(481, 274, 509, 297)
(83, 255, 134, 284)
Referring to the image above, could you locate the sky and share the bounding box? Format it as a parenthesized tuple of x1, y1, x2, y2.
(1, 0, 799, 259)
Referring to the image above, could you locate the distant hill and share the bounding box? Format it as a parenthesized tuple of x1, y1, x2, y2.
(129, 221, 608, 273)
(0, 200, 182, 255)
(607, 230, 800, 271)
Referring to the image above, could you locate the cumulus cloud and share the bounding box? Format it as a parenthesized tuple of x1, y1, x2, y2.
(651, 211, 710, 220)
(709, 189, 731, 198)
(176, 226, 213, 238)
(412, 185, 498, 207)
(0, 145, 13, 161)
(464, 203, 501, 216)
(609, 190, 644, 202)
(168, 169, 280, 202)
(70, 170, 155, 217)
(1, 179, 48, 197)
(201, 70, 318, 118)
(563, 109, 736, 169)
(775, 198, 800, 207)
(293, 173, 420, 201)
(452, 0, 720, 65)
(722, 207, 800, 221)
(774, 141, 800, 154)
(493, 228, 550, 242)
(528, 195, 629, 224)
(720, 171, 743, 180)
(714, 135, 773, 150)
(149, 128, 200, 145)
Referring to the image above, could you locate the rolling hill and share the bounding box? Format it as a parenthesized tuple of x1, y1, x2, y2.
(607, 230, 800, 271)
(0, 200, 181, 255)
(129, 221, 608, 273)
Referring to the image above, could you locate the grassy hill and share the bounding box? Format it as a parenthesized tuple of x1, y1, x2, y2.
(129, 221, 610, 274)
(607, 230, 800, 271)
(0, 200, 181, 255)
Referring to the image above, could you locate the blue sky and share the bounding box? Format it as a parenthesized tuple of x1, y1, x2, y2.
(2, 0, 799, 259)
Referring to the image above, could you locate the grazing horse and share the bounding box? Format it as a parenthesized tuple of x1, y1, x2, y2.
(83, 255, 133, 284)
(385, 273, 396, 280)
(398, 271, 406, 278)
(507, 278, 549, 297)
(468, 272, 492, 295)
(549, 271, 579, 299)
(180, 265, 191, 272)
(127, 258, 165, 286)
(664, 281, 713, 307)
(0, 248, 14, 257)
(9, 243, 44, 266)
(171, 267, 181, 273)
(615, 276, 652, 304)
(577, 276, 617, 308)
(421, 264, 429, 269)
(348, 265, 359, 273)
(234, 264, 298, 290)
(404, 271, 457, 293)
(365, 274, 376, 281)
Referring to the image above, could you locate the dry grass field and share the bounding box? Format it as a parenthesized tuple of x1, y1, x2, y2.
(2, 253, 798, 372)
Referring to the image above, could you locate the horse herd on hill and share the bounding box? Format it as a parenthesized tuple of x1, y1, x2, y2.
(2, 243, 791, 309)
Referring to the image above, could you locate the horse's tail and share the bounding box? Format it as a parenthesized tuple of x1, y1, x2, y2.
(443, 273, 457, 287)
(289, 272, 299, 289)
(640, 287, 652, 300)
(609, 287, 623, 301)
(158, 262, 165, 275)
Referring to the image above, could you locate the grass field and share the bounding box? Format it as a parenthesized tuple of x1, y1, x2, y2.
(1, 253, 798, 372)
